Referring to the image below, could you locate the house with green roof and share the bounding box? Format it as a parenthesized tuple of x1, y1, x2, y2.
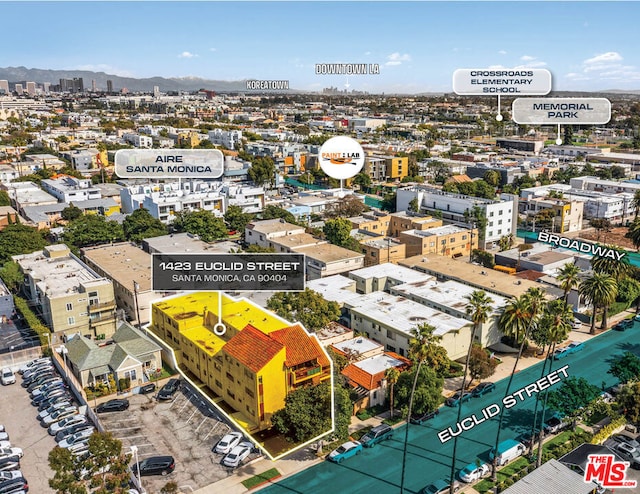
(65, 321, 162, 389)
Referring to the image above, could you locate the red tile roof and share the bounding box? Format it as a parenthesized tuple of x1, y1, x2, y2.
(223, 324, 284, 373)
(341, 353, 411, 391)
(270, 324, 330, 369)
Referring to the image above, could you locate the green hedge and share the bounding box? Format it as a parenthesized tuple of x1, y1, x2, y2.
(13, 295, 52, 351)
(591, 416, 627, 444)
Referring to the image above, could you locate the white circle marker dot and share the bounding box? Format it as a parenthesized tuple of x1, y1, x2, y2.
(496, 114, 503, 122)
(556, 138, 562, 145)
(213, 323, 226, 336)
(318, 136, 365, 180)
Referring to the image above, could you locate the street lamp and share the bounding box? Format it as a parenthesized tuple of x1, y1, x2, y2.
(130, 445, 142, 491)
(133, 281, 144, 334)
(469, 222, 476, 262)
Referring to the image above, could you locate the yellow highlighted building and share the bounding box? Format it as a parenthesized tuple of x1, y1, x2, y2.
(150, 292, 331, 432)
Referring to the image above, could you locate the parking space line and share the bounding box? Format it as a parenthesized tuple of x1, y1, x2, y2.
(115, 434, 147, 441)
(178, 399, 191, 414)
(185, 408, 198, 424)
(111, 426, 142, 431)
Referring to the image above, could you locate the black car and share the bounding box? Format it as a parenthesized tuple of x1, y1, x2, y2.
(410, 409, 440, 425)
(0, 457, 20, 473)
(471, 382, 496, 397)
(95, 399, 129, 413)
(55, 423, 93, 443)
(157, 379, 180, 401)
(132, 455, 175, 476)
(0, 476, 28, 494)
(139, 382, 156, 395)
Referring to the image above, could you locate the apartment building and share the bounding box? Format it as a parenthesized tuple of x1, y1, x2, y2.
(388, 211, 443, 237)
(349, 211, 392, 236)
(208, 129, 242, 150)
(41, 176, 102, 203)
(13, 245, 117, 340)
(396, 186, 517, 248)
(361, 238, 406, 267)
(399, 225, 478, 258)
(123, 133, 153, 148)
(518, 197, 584, 233)
(245, 219, 306, 249)
(149, 292, 331, 432)
(364, 155, 409, 181)
(3, 181, 58, 214)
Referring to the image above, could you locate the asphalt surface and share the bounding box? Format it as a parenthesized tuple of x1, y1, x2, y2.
(259, 324, 639, 494)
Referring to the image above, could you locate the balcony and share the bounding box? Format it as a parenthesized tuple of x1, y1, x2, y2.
(292, 365, 322, 384)
(88, 300, 116, 312)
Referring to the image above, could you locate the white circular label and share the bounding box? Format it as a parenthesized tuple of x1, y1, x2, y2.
(318, 136, 365, 180)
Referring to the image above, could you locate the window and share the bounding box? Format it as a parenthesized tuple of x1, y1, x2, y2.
(490, 211, 494, 217)
(215, 379, 222, 388)
(68, 317, 75, 325)
(450, 237, 455, 243)
(245, 387, 255, 398)
(489, 221, 494, 227)
(498, 219, 502, 225)
(226, 372, 234, 381)
(66, 303, 73, 311)
(462, 235, 467, 240)
(498, 210, 503, 215)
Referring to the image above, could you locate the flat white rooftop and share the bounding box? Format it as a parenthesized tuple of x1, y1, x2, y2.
(348, 263, 430, 284)
(354, 353, 406, 375)
(307, 275, 360, 307)
(332, 337, 382, 357)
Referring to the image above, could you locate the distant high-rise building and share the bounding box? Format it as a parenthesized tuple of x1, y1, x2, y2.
(0, 80, 8, 95)
(26, 82, 36, 96)
(153, 85, 160, 98)
(43, 82, 50, 94)
(91, 79, 97, 92)
(106, 80, 113, 93)
(15, 84, 23, 95)
(59, 77, 84, 93)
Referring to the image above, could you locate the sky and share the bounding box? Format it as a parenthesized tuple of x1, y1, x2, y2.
(4, 1, 640, 94)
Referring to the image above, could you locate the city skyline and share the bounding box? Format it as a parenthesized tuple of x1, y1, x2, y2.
(5, 1, 640, 94)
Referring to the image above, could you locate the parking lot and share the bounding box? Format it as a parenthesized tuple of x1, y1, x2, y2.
(97, 380, 259, 493)
(0, 361, 59, 493)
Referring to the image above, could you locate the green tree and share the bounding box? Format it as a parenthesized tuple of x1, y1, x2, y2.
(352, 172, 371, 189)
(61, 204, 83, 221)
(324, 195, 367, 219)
(632, 190, 640, 221)
(323, 218, 352, 246)
(385, 367, 400, 419)
(498, 295, 532, 345)
(260, 205, 297, 224)
(627, 218, 640, 250)
(247, 156, 276, 187)
(619, 382, 640, 423)
(48, 446, 87, 494)
(224, 205, 254, 234)
(591, 248, 631, 282)
(64, 215, 124, 249)
(381, 192, 397, 213)
(0, 223, 49, 263)
(0, 261, 23, 293)
(271, 381, 332, 442)
(608, 352, 640, 383)
(83, 432, 131, 493)
(580, 271, 618, 333)
(161, 482, 179, 494)
(393, 364, 443, 417)
(547, 376, 600, 417)
(557, 263, 581, 303)
(122, 207, 168, 242)
(483, 170, 500, 187)
(408, 197, 419, 213)
(266, 288, 340, 332)
(0, 190, 10, 206)
(171, 209, 228, 242)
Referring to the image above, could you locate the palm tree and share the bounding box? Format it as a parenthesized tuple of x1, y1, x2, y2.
(449, 290, 494, 493)
(531, 300, 573, 464)
(627, 219, 640, 251)
(400, 323, 439, 494)
(591, 249, 631, 283)
(385, 367, 400, 419)
(580, 272, 618, 333)
(557, 263, 581, 303)
(490, 287, 546, 481)
(632, 189, 640, 220)
(498, 296, 532, 346)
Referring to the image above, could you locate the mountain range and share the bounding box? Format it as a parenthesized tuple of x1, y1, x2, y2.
(0, 66, 251, 92)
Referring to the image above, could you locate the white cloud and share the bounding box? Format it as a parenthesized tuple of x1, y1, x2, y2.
(385, 52, 411, 66)
(498, 50, 507, 55)
(209, 48, 217, 52)
(584, 51, 622, 65)
(520, 55, 536, 61)
(364, 51, 371, 56)
(516, 55, 547, 68)
(178, 51, 198, 59)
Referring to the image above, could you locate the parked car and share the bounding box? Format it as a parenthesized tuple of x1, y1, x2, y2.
(132, 456, 175, 476)
(471, 382, 496, 397)
(0, 444, 10, 451)
(610, 434, 640, 450)
(0, 450, 22, 461)
(360, 424, 393, 447)
(0, 472, 21, 483)
(422, 479, 460, 494)
(544, 414, 569, 434)
(571, 319, 582, 329)
(214, 432, 243, 454)
(614, 319, 634, 331)
(31, 382, 66, 398)
(55, 424, 94, 444)
(18, 358, 49, 374)
(565, 341, 584, 354)
(410, 409, 440, 425)
(157, 379, 180, 401)
(95, 399, 129, 413)
(0, 457, 20, 473)
(38, 401, 72, 420)
(21, 364, 53, 380)
(138, 383, 156, 395)
(49, 415, 89, 436)
(41, 407, 78, 426)
(445, 391, 472, 407)
(1, 369, 15, 386)
(459, 462, 489, 483)
(68, 441, 90, 458)
(31, 388, 68, 407)
(23, 373, 57, 390)
(517, 429, 544, 448)
(612, 443, 640, 469)
(0, 476, 28, 494)
(327, 441, 363, 463)
(221, 442, 252, 468)
(59, 429, 94, 449)
(0, 434, 7, 443)
(37, 394, 72, 412)
(552, 347, 569, 360)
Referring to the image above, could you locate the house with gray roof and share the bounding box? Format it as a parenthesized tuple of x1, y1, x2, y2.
(65, 321, 162, 389)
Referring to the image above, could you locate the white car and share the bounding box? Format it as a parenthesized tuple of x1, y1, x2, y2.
(59, 428, 95, 448)
(68, 440, 90, 457)
(221, 442, 252, 468)
(214, 432, 243, 454)
(0, 470, 23, 481)
(48, 415, 88, 435)
(0, 432, 8, 442)
(38, 401, 72, 420)
(41, 407, 78, 426)
(19, 358, 50, 374)
(1, 368, 15, 386)
(459, 461, 490, 482)
(0, 442, 10, 450)
(0, 447, 23, 459)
